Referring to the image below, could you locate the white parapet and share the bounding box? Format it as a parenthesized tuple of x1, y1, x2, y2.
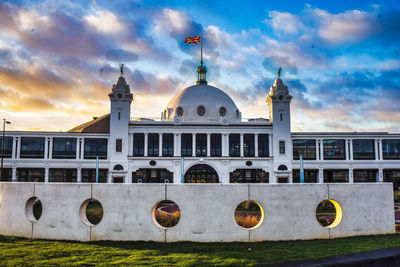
(0, 183, 395, 242)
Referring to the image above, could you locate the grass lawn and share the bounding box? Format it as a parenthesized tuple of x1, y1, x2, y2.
(0, 234, 399, 266)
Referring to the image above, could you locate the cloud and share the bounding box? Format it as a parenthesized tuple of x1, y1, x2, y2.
(262, 56, 298, 75)
(105, 49, 139, 62)
(84, 9, 125, 34)
(266, 11, 304, 35)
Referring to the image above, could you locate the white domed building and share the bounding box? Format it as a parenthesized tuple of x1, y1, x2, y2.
(1, 61, 400, 189)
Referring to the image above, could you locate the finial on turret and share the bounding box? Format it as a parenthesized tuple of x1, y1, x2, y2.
(120, 64, 124, 76)
(196, 60, 207, 85)
(277, 67, 282, 78)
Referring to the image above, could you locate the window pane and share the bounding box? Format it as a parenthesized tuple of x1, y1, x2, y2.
(162, 134, 174, 156)
(196, 134, 207, 156)
(323, 140, 345, 160)
(132, 168, 173, 183)
(323, 169, 348, 182)
(181, 134, 192, 157)
(133, 133, 144, 156)
(353, 169, 376, 182)
(210, 134, 221, 157)
(258, 134, 269, 157)
(230, 169, 269, 183)
(293, 139, 316, 160)
(229, 134, 240, 157)
(244, 134, 254, 157)
(17, 168, 45, 182)
(53, 138, 76, 159)
(279, 141, 285, 154)
(49, 168, 77, 182)
(382, 140, 400, 160)
(292, 169, 318, 183)
(0, 137, 13, 158)
(148, 133, 159, 156)
(353, 139, 375, 160)
(116, 139, 122, 153)
(81, 169, 108, 183)
(20, 137, 45, 158)
(84, 138, 107, 159)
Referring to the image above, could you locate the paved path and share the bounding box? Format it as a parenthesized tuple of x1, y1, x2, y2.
(268, 246, 400, 267)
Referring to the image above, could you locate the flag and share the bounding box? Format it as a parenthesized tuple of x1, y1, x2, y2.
(185, 36, 201, 44)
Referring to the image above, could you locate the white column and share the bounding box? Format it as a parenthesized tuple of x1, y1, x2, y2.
(159, 133, 162, 157)
(174, 133, 181, 157)
(77, 167, 82, 183)
(222, 133, 228, 157)
(318, 168, 323, 183)
(378, 168, 383, 182)
(320, 140, 324, 160)
(128, 133, 133, 157)
(107, 171, 112, 183)
(349, 168, 353, 183)
(374, 139, 379, 160)
(207, 133, 211, 157)
(49, 137, 53, 159)
(192, 133, 196, 157)
(80, 139, 84, 159)
(379, 139, 384, 160)
(345, 139, 349, 160)
(268, 134, 272, 157)
(16, 137, 21, 159)
(76, 138, 80, 159)
(349, 139, 353, 160)
(316, 140, 320, 161)
(12, 137, 16, 159)
(240, 133, 244, 157)
(12, 165, 17, 182)
(44, 138, 49, 159)
(254, 134, 259, 157)
(144, 133, 148, 157)
(45, 167, 49, 183)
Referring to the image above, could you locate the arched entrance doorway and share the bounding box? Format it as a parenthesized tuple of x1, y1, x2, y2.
(184, 164, 219, 183)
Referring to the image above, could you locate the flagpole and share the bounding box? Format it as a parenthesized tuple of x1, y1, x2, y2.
(200, 32, 203, 63)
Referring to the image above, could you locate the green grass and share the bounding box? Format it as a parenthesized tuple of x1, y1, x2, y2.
(0, 234, 399, 266)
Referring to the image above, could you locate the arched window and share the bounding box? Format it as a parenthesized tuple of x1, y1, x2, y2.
(278, 165, 288, 171)
(184, 164, 219, 183)
(113, 164, 124, 171)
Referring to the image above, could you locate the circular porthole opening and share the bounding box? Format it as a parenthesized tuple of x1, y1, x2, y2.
(316, 199, 343, 228)
(80, 199, 104, 226)
(152, 200, 180, 229)
(176, 107, 184, 117)
(234, 200, 264, 230)
(219, 107, 226, 117)
(197, 105, 206, 116)
(25, 197, 42, 222)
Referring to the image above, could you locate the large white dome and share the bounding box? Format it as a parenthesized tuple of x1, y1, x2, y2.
(162, 84, 241, 122)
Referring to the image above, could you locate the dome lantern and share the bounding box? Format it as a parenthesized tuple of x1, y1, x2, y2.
(196, 60, 207, 85)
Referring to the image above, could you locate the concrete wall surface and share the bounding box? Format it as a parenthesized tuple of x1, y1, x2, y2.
(0, 183, 395, 242)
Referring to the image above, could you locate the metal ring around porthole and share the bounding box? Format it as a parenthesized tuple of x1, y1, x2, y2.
(137, 179, 142, 183)
(164, 179, 169, 184)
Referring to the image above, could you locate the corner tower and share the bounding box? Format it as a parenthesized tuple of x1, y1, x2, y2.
(266, 75, 293, 183)
(108, 67, 133, 183)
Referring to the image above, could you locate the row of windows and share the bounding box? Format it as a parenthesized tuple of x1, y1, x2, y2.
(132, 133, 270, 157)
(0, 137, 107, 159)
(293, 139, 400, 160)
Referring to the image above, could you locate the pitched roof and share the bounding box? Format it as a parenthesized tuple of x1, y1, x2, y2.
(68, 114, 110, 133)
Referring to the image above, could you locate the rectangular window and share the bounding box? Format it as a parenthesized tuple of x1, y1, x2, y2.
(196, 134, 207, 157)
(210, 134, 221, 157)
(323, 139, 345, 160)
(229, 134, 240, 157)
(20, 137, 45, 158)
(133, 133, 144, 156)
(0, 168, 12, 182)
(81, 169, 108, 183)
(323, 169, 348, 182)
(258, 134, 269, 157)
(382, 139, 400, 160)
(293, 139, 316, 160)
(244, 134, 255, 157)
(148, 133, 159, 156)
(181, 134, 192, 157)
(229, 169, 269, 183)
(383, 170, 400, 189)
(116, 139, 122, 153)
(0, 136, 13, 158)
(162, 133, 174, 156)
(292, 169, 318, 183)
(49, 168, 77, 182)
(279, 140, 285, 154)
(17, 168, 45, 182)
(84, 138, 108, 159)
(353, 139, 375, 160)
(52, 138, 76, 159)
(353, 169, 377, 182)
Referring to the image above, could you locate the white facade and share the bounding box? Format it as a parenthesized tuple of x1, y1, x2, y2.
(1, 66, 400, 187)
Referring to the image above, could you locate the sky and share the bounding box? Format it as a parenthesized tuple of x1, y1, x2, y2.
(0, 0, 400, 132)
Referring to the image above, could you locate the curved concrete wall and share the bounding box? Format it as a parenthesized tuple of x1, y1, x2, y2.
(0, 183, 395, 242)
